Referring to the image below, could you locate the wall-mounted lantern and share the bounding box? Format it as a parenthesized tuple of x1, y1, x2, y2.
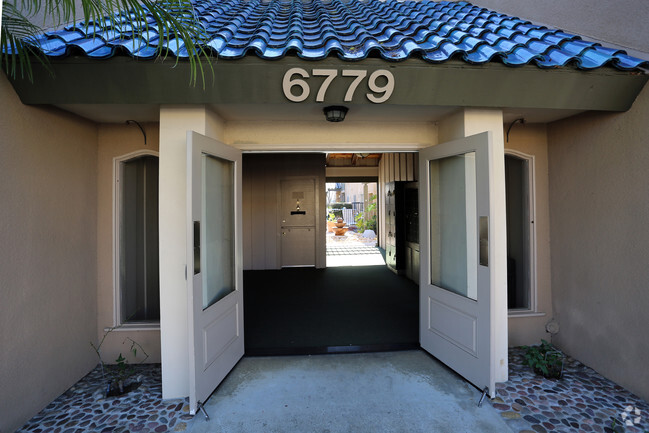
(323, 106, 348, 122)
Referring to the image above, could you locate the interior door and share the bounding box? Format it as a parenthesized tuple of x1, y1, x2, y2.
(419, 131, 507, 398)
(280, 178, 316, 267)
(187, 131, 244, 414)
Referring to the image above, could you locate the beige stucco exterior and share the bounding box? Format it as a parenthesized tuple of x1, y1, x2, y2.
(503, 124, 553, 346)
(2, 0, 649, 427)
(547, 85, 649, 402)
(0, 79, 168, 432)
(0, 74, 98, 433)
(224, 119, 436, 151)
(96, 123, 162, 364)
(469, 0, 649, 402)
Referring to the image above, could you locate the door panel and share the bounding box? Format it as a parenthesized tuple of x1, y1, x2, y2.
(280, 178, 317, 267)
(187, 131, 244, 414)
(426, 297, 477, 356)
(281, 227, 316, 266)
(419, 131, 505, 397)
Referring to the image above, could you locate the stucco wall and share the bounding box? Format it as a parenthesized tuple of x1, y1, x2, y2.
(96, 123, 161, 365)
(0, 74, 98, 433)
(504, 124, 553, 346)
(468, 0, 649, 58)
(224, 120, 436, 151)
(547, 85, 649, 402)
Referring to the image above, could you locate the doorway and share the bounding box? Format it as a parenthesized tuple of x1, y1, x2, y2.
(325, 180, 383, 267)
(242, 152, 419, 354)
(168, 124, 508, 411)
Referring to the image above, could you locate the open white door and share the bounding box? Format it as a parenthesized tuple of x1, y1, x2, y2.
(419, 131, 506, 398)
(187, 131, 244, 414)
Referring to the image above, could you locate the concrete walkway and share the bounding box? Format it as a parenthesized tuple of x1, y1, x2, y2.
(325, 231, 385, 267)
(188, 350, 515, 433)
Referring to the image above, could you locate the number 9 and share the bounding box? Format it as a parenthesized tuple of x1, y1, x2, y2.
(366, 70, 394, 104)
(283, 68, 310, 102)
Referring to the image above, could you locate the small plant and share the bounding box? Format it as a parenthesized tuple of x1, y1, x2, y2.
(522, 340, 564, 379)
(90, 323, 149, 396)
(609, 418, 626, 433)
(354, 194, 377, 233)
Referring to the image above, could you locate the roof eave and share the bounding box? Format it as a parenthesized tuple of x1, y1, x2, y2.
(8, 56, 648, 112)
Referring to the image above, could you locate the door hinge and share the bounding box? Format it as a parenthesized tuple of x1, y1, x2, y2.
(185, 265, 187, 281)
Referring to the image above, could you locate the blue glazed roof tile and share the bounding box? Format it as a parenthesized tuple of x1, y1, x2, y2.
(28, 0, 648, 71)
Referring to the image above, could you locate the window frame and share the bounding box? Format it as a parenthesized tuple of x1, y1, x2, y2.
(504, 149, 541, 317)
(113, 150, 161, 329)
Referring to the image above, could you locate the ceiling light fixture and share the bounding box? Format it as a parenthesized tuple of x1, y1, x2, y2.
(323, 106, 348, 122)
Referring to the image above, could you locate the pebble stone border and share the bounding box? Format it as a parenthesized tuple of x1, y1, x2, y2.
(17, 364, 193, 433)
(490, 347, 649, 433)
(17, 349, 649, 433)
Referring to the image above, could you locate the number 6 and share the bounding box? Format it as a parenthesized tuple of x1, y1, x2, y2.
(283, 68, 310, 102)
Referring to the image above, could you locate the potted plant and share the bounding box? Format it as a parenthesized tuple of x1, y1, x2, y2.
(522, 340, 564, 379)
(326, 212, 337, 233)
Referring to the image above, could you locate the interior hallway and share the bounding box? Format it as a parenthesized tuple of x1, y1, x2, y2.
(244, 265, 418, 355)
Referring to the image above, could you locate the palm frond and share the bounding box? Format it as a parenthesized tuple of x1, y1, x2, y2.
(1, 2, 53, 80)
(1, 0, 213, 86)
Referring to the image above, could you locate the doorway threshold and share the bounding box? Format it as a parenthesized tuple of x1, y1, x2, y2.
(246, 342, 419, 356)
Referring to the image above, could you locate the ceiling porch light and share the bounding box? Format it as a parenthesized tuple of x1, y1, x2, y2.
(323, 106, 348, 122)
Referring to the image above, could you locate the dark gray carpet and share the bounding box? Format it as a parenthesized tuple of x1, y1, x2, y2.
(243, 266, 419, 355)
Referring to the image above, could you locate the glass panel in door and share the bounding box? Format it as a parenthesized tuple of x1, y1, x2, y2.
(428, 152, 478, 300)
(202, 154, 235, 309)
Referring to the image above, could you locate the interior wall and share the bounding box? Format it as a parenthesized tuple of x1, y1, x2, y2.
(242, 153, 326, 270)
(547, 85, 649, 402)
(378, 153, 419, 250)
(504, 124, 553, 346)
(0, 74, 98, 433)
(96, 123, 162, 365)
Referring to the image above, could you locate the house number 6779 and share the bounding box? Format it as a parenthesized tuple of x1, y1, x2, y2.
(282, 68, 395, 104)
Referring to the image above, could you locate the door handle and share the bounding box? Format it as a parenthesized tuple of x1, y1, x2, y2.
(193, 221, 200, 274)
(479, 216, 488, 266)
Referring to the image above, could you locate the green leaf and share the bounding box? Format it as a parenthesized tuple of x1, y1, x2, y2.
(2, 0, 213, 86)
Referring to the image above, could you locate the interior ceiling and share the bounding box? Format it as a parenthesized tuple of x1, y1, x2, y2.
(56, 102, 584, 125)
(326, 153, 382, 167)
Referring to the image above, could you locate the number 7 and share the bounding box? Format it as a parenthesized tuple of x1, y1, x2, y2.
(312, 69, 338, 102)
(342, 70, 367, 102)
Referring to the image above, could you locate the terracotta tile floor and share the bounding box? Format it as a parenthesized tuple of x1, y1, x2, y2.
(490, 348, 649, 433)
(16, 349, 649, 433)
